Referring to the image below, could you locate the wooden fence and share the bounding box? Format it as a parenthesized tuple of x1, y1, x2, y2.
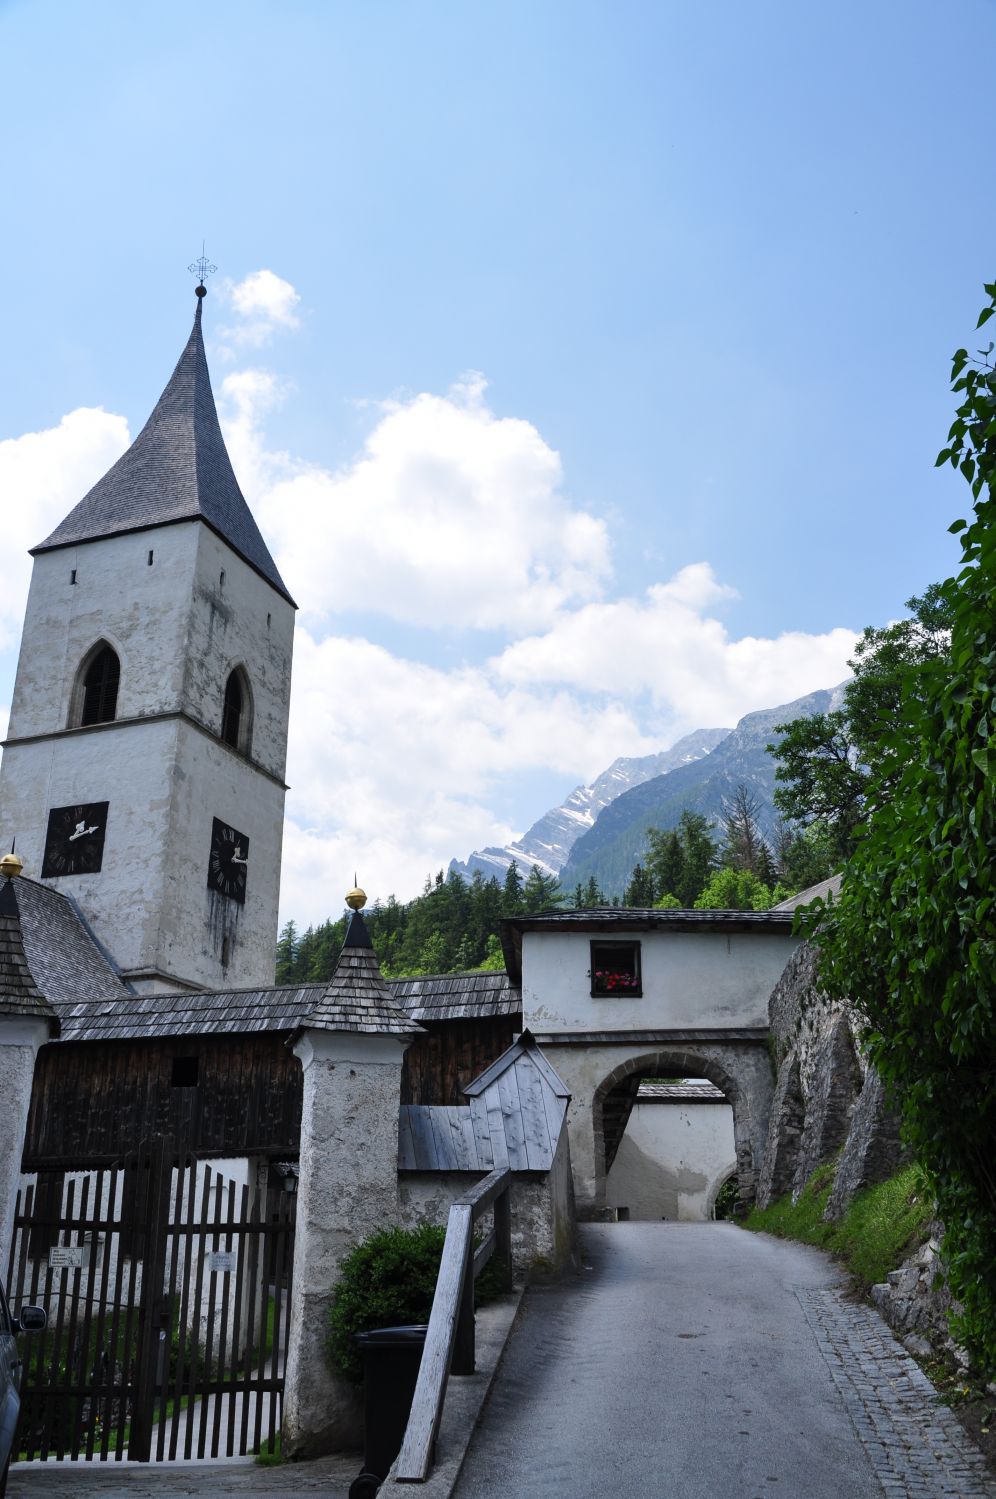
(394, 1167, 512, 1483)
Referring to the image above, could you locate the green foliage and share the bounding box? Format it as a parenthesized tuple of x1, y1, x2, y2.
(802, 281, 996, 1375)
(713, 1175, 739, 1220)
(275, 857, 564, 983)
(768, 587, 954, 864)
(693, 867, 785, 912)
(744, 1165, 933, 1292)
(327, 1223, 504, 1383)
(644, 810, 717, 906)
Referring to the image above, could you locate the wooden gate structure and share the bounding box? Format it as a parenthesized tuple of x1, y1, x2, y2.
(5, 1140, 295, 1463)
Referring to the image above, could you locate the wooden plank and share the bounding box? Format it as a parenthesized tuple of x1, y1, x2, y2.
(460, 1109, 485, 1171)
(395, 1203, 472, 1482)
(427, 1109, 460, 1171)
(472, 1228, 496, 1276)
(398, 1107, 417, 1170)
(408, 1106, 440, 1170)
(456, 1167, 512, 1218)
(526, 1044, 571, 1099)
(483, 1086, 510, 1171)
(495, 1067, 528, 1171)
(513, 1055, 553, 1170)
(469, 1096, 498, 1170)
(443, 1109, 475, 1171)
(540, 1088, 568, 1157)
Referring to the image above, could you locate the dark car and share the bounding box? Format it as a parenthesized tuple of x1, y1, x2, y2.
(0, 1282, 45, 1497)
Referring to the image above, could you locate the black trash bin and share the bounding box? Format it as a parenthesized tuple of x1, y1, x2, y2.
(349, 1324, 428, 1499)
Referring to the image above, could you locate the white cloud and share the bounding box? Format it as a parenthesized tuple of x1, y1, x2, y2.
(492, 564, 856, 732)
(257, 374, 611, 633)
(0, 350, 861, 929)
(280, 628, 656, 922)
(0, 408, 130, 648)
(220, 270, 301, 349)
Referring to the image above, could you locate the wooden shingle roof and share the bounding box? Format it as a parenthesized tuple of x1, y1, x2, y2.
(389, 970, 518, 1021)
(297, 909, 423, 1037)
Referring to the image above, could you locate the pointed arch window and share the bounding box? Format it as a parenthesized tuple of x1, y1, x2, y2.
(72, 643, 120, 727)
(221, 668, 253, 754)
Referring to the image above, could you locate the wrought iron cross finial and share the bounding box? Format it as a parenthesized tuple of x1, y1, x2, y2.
(188, 242, 217, 292)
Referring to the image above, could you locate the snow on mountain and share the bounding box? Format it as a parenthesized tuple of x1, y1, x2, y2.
(449, 727, 731, 882)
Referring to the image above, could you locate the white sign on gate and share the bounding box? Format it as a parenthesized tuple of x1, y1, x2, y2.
(208, 1249, 237, 1274)
(48, 1245, 85, 1270)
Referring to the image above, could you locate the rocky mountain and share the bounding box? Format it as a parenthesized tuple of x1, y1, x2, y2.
(449, 727, 731, 883)
(559, 685, 847, 897)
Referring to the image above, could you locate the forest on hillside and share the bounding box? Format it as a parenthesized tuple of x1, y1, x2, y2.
(274, 787, 831, 985)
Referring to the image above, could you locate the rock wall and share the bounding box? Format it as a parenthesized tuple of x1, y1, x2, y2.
(758, 941, 905, 1216)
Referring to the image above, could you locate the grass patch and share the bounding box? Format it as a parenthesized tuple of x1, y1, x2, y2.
(255, 1431, 283, 1466)
(744, 1163, 933, 1289)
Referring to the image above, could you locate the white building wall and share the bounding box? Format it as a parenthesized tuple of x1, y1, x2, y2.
(0, 523, 293, 992)
(521, 929, 797, 1033)
(6, 526, 201, 738)
(605, 1100, 736, 1221)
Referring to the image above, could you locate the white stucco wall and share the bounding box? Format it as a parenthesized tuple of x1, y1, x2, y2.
(521, 928, 797, 1032)
(605, 1099, 736, 1221)
(0, 523, 294, 991)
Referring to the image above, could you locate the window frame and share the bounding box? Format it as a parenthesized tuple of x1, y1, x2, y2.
(68, 640, 121, 728)
(589, 938, 643, 998)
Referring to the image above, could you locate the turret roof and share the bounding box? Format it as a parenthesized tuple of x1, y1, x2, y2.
(300, 909, 424, 1036)
(33, 296, 295, 606)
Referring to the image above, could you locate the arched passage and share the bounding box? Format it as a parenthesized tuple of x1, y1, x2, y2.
(545, 1039, 774, 1218)
(594, 1050, 756, 1217)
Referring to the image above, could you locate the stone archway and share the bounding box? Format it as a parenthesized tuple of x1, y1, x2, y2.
(541, 1038, 775, 1216)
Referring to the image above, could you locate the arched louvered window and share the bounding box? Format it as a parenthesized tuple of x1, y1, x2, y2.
(221, 668, 252, 753)
(79, 645, 120, 726)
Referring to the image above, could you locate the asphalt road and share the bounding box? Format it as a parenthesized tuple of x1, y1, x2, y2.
(453, 1222, 952, 1499)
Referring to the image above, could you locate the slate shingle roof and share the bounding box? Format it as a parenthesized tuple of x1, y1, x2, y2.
(0, 881, 60, 1032)
(33, 297, 294, 606)
(15, 877, 126, 1004)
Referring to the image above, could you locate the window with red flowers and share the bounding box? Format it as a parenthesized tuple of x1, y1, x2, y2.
(590, 940, 642, 997)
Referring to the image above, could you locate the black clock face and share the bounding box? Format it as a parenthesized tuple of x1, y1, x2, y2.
(207, 818, 249, 904)
(41, 801, 109, 878)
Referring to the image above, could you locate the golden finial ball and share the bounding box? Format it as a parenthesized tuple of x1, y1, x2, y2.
(345, 885, 367, 911)
(0, 851, 24, 880)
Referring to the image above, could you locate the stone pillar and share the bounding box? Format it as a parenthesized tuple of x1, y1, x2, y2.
(0, 1015, 51, 1254)
(282, 1027, 414, 1457)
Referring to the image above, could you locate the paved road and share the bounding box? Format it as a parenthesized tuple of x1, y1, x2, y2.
(8, 1453, 362, 1497)
(454, 1223, 996, 1499)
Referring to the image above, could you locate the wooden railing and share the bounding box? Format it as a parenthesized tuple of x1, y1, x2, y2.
(394, 1167, 513, 1483)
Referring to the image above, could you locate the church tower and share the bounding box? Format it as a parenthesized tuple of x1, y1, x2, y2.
(0, 282, 296, 994)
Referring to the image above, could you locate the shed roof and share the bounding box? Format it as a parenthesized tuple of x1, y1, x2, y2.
(33, 296, 294, 606)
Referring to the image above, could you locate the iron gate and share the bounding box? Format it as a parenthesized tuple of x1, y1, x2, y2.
(6, 1141, 295, 1462)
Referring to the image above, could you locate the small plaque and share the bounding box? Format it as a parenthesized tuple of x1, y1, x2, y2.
(49, 1245, 85, 1270)
(208, 1249, 237, 1274)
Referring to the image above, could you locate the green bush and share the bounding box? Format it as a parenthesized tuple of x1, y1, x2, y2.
(744, 1163, 933, 1290)
(327, 1223, 505, 1383)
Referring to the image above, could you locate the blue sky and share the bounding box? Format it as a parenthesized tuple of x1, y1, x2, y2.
(2, 1, 994, 920)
